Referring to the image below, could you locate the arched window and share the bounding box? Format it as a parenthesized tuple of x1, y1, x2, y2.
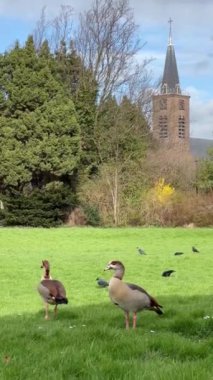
(159, 115, 168, 138)
(178, 116, 185, 138)
(161, 84, 168, 94)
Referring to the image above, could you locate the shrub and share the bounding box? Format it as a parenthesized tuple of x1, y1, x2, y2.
(140, 190, 213, 227)
(81, 203, 102, 226)
(1, 183, 77, 227)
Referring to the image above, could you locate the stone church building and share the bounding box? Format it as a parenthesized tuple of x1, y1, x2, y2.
(152, 19, 190, 151)
(152, 21, 213, 157)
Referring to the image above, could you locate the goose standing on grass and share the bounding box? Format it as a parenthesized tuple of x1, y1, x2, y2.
(37, 260, 68, 320)
(105, 260, 163, 329)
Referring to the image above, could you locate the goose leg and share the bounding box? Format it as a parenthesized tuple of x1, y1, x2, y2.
(125, 311, 130, 329)
(54, 304, 58, 318)
(133, 312, 137, 329)
(44, 302, 49, 320)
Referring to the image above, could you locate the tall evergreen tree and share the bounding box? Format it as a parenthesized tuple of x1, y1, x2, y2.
(0, 36, 81, 226)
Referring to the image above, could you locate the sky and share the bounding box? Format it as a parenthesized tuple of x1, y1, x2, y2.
(0, 0, 212, 140)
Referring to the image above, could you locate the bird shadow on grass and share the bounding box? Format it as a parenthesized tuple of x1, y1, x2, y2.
(0, 295, 213, 380)
(0, 294, 213, 338)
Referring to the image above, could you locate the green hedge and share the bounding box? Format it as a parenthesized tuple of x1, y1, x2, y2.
(0, 186, 77, 227)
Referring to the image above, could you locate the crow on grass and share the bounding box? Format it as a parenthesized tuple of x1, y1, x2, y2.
(174, 252, 184, 256)
(162, 270, 175, 277)
(192, 246, 199, 253)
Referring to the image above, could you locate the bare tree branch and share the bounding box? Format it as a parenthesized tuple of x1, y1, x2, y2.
(33, 5, 74, 52)
(76, 0, 146, 102)
(50, 5, 74, 52)
(33, 6, 49, 51)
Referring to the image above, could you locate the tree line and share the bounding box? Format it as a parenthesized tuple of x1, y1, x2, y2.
(0, 0, 212, 227)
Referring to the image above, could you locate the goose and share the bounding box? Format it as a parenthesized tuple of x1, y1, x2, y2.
(105, 260, 163, 329)
(37, 260, 68, 320)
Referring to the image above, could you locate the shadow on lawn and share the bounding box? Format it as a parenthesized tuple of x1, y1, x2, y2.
(0, 294, 213, 337)
(0, 295, 213, 380)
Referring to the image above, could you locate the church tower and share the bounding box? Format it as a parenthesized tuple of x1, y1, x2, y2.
(152, 19, 190, 149)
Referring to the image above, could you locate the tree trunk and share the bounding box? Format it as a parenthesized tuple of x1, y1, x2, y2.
(113, 167, 119, 226)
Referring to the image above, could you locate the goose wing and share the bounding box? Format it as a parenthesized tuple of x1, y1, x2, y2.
(38, 279, 66, 303)
(126, 282, 163, 309)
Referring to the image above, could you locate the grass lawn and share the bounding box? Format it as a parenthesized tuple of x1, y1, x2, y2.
(0, 227, 213, 380)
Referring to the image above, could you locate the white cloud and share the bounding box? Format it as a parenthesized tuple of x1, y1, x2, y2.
(186, 87, 213, 139)
(130, 0, 213, 30)
(0, 0, 92, 20)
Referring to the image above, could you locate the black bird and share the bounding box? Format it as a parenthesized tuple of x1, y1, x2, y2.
(96, 278, 109, 287)
(137, 247, 146, 255)
(174, 252, 184, 256)
(162, 270, 175, 277)
(192, 246, 199, 253)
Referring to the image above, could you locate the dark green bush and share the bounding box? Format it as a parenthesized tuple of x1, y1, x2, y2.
(81, 203, 101, 226)
(1, 185, 77, 227)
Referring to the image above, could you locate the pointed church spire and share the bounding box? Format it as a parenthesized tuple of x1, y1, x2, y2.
(161, 19, 181, 94)
(168, 17, 173, 45)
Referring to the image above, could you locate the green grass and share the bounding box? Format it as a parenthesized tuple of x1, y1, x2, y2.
(0, 227, 213, 380)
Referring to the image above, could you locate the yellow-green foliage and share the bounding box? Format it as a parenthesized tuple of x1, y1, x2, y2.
(151, 178, 175, 205)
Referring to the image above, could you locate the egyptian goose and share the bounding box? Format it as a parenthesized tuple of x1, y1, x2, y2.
(37, 260, 68, 320)
(105, 260, 163, 329)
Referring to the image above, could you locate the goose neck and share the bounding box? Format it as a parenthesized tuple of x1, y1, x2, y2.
(114, 268, 124, 280)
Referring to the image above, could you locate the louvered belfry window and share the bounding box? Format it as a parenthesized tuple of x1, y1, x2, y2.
(179, 99, 185, 110)
(159, 115, 168, 138)
(178, 116, 185, 138)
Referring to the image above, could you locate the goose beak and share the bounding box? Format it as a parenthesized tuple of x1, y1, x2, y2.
(104, 264, 111, 271)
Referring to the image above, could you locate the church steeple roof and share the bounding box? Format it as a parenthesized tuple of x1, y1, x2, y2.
(161, 19, 181, 94)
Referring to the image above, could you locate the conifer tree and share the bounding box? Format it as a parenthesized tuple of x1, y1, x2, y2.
(0, 36, 81, 226)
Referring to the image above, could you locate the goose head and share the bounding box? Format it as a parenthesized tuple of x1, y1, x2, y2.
(104, 260, 125, 279)
(40, 260, 51, 280)
(41, 260, 50, 270)
(104, 260, 124, 270)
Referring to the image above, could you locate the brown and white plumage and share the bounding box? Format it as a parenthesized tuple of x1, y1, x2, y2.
(105, 260, 163, 329)
(37, 260, 68, 320)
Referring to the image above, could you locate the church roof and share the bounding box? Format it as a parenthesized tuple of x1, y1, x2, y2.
(161, 19, 181, 94)
(190, 138, 213, 158)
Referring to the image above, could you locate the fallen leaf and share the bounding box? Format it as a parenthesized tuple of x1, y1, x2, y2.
(3, 355, 11, 364)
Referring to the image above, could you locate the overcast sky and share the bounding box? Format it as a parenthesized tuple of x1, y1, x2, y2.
(0, 0, 213, 140)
